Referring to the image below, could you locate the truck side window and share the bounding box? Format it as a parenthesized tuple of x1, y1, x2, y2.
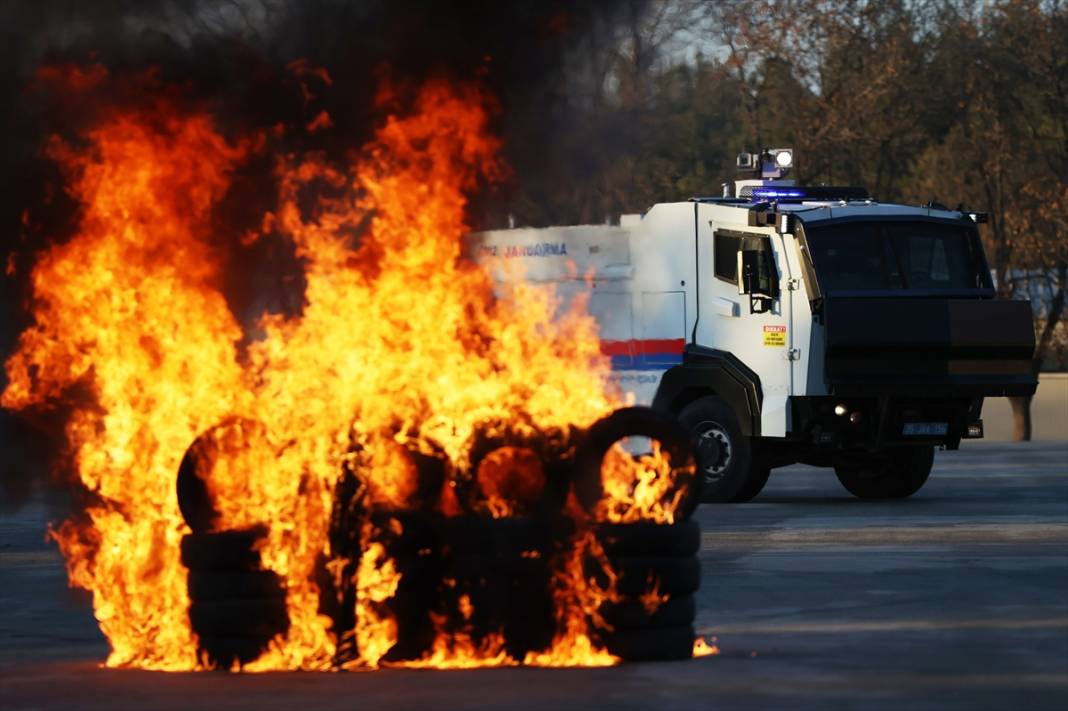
(714, 232, 741, 284)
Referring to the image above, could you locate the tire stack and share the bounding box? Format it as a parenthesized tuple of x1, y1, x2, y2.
(371, 511, 445, 663)
(589, 519, 701, 660)
(435, 514, 557, 660)
(176, 425, 289, 670)
(181, 526, 289, 668)
(431, 431, 571, 661)
(324, 446, 449, 665)
(573, 407, 702, 661)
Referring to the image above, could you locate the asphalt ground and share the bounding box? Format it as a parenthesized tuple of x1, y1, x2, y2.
(1, 441, 1066, 710)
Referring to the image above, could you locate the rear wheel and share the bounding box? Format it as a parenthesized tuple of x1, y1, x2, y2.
(677, 397, 766, 503)
(834, 446, 934, 499)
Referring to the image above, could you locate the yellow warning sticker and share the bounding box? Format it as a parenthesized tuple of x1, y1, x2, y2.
(763, 325, 787, 346)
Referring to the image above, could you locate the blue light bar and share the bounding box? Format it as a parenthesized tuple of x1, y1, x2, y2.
(751, 188, 805, 199)
(750, 186, 870, 202)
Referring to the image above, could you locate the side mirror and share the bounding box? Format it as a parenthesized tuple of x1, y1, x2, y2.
(739, 250, 762, 295)
(738, 249, 774, 314)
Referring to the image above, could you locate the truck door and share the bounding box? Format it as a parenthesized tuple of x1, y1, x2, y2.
(693, 210, 793, 437)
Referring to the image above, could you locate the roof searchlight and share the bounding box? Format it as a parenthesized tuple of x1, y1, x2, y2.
(736, 148, 794, 180)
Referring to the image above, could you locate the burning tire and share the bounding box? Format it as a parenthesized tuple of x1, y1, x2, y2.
(573, 407, 700, 522)
(187, 598, 289, 637)
(369, 512, 446, 664)
(322, 443, 449, 666)
(173, 405, 707, 669)
(180, 528, 267, 571)
(187, 570, 287, 601)
(465, 427, 575, 515)
(571, 408, 703, 661)
(180, 526, 289, 670)
(176, 418, 275, 533)
(583, 536, 701, 660)
(599, 594, 696, 629)
(594, 519, 701, 557)
(598, 555, 701, 597)
(439, 514, 556, 555)
(437, 515, 557, 660)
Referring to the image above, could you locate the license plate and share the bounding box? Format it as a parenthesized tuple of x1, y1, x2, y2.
(902, 422, 948, 436)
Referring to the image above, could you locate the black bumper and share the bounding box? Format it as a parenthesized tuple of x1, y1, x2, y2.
(822, 297, 1038, 397)
(792, 396, 982, 451)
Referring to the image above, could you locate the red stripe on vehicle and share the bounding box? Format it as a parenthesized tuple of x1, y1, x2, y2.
(600, 338, 686, 356)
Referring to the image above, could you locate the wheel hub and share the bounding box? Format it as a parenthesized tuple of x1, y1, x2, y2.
(695, 422, 732, 484)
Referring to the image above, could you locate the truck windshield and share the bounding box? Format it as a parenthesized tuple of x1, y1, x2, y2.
(805, 221, 988, 293)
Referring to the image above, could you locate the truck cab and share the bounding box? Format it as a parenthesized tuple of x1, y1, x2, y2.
(468, 155, 1037, 502)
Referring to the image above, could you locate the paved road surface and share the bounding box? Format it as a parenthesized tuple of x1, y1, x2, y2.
(2, 442, 1066, 710)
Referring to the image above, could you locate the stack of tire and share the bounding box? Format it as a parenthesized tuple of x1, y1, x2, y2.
(430, 431, 573, 661)
(435, 513, 557, 660)
(368, 510, 446, 663)
(323, 447, 448, 665)
(573, 407, 702, 661)
(176, 427, 289, 670)
(181, 526, 289, 668)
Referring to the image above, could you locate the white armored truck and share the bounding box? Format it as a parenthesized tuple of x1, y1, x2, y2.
(469, 149, 1038, 502)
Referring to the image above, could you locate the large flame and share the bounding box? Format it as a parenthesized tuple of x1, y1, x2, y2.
(2, 102, 251, 670)
(2, 73, 646, 670)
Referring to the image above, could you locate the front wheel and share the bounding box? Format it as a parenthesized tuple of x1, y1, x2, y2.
(834, 446, 935, 499)
(677, 396, 766, 503)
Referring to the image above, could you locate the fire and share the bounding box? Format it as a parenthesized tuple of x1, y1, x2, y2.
(2, 68, 696, 670)
(353, 540, 401, 668)
(475, 446, 546, 518)
(400, 623, 516, 670)
(693, 636, 721, 657)
(524, 528, 619, 668)
(639, 575, 669, 615)
(2, 101, 251, 670)
(598, 441, 694, 525)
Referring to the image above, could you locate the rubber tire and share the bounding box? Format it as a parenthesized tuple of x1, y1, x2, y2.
(436, 516, 553, 556)
(188, 598, 289, 637)
(599, 594, 696, 629)
(445, 552, 556, 659)
(600, 624, 695, 661)
(176, 444, 215, 534)
(677, 396, 758, 503)
(594, 519, 701, 557)
(573, 407, 700, 521)
(595, 555, 701, 596)
(181, 529, 265, 571)
(177, 418, 267, 533)
(187, 570, 286, 602)
(464, 427, 574, 514)
(834, 446, 935, 499)
(446, 550, 552, 576)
